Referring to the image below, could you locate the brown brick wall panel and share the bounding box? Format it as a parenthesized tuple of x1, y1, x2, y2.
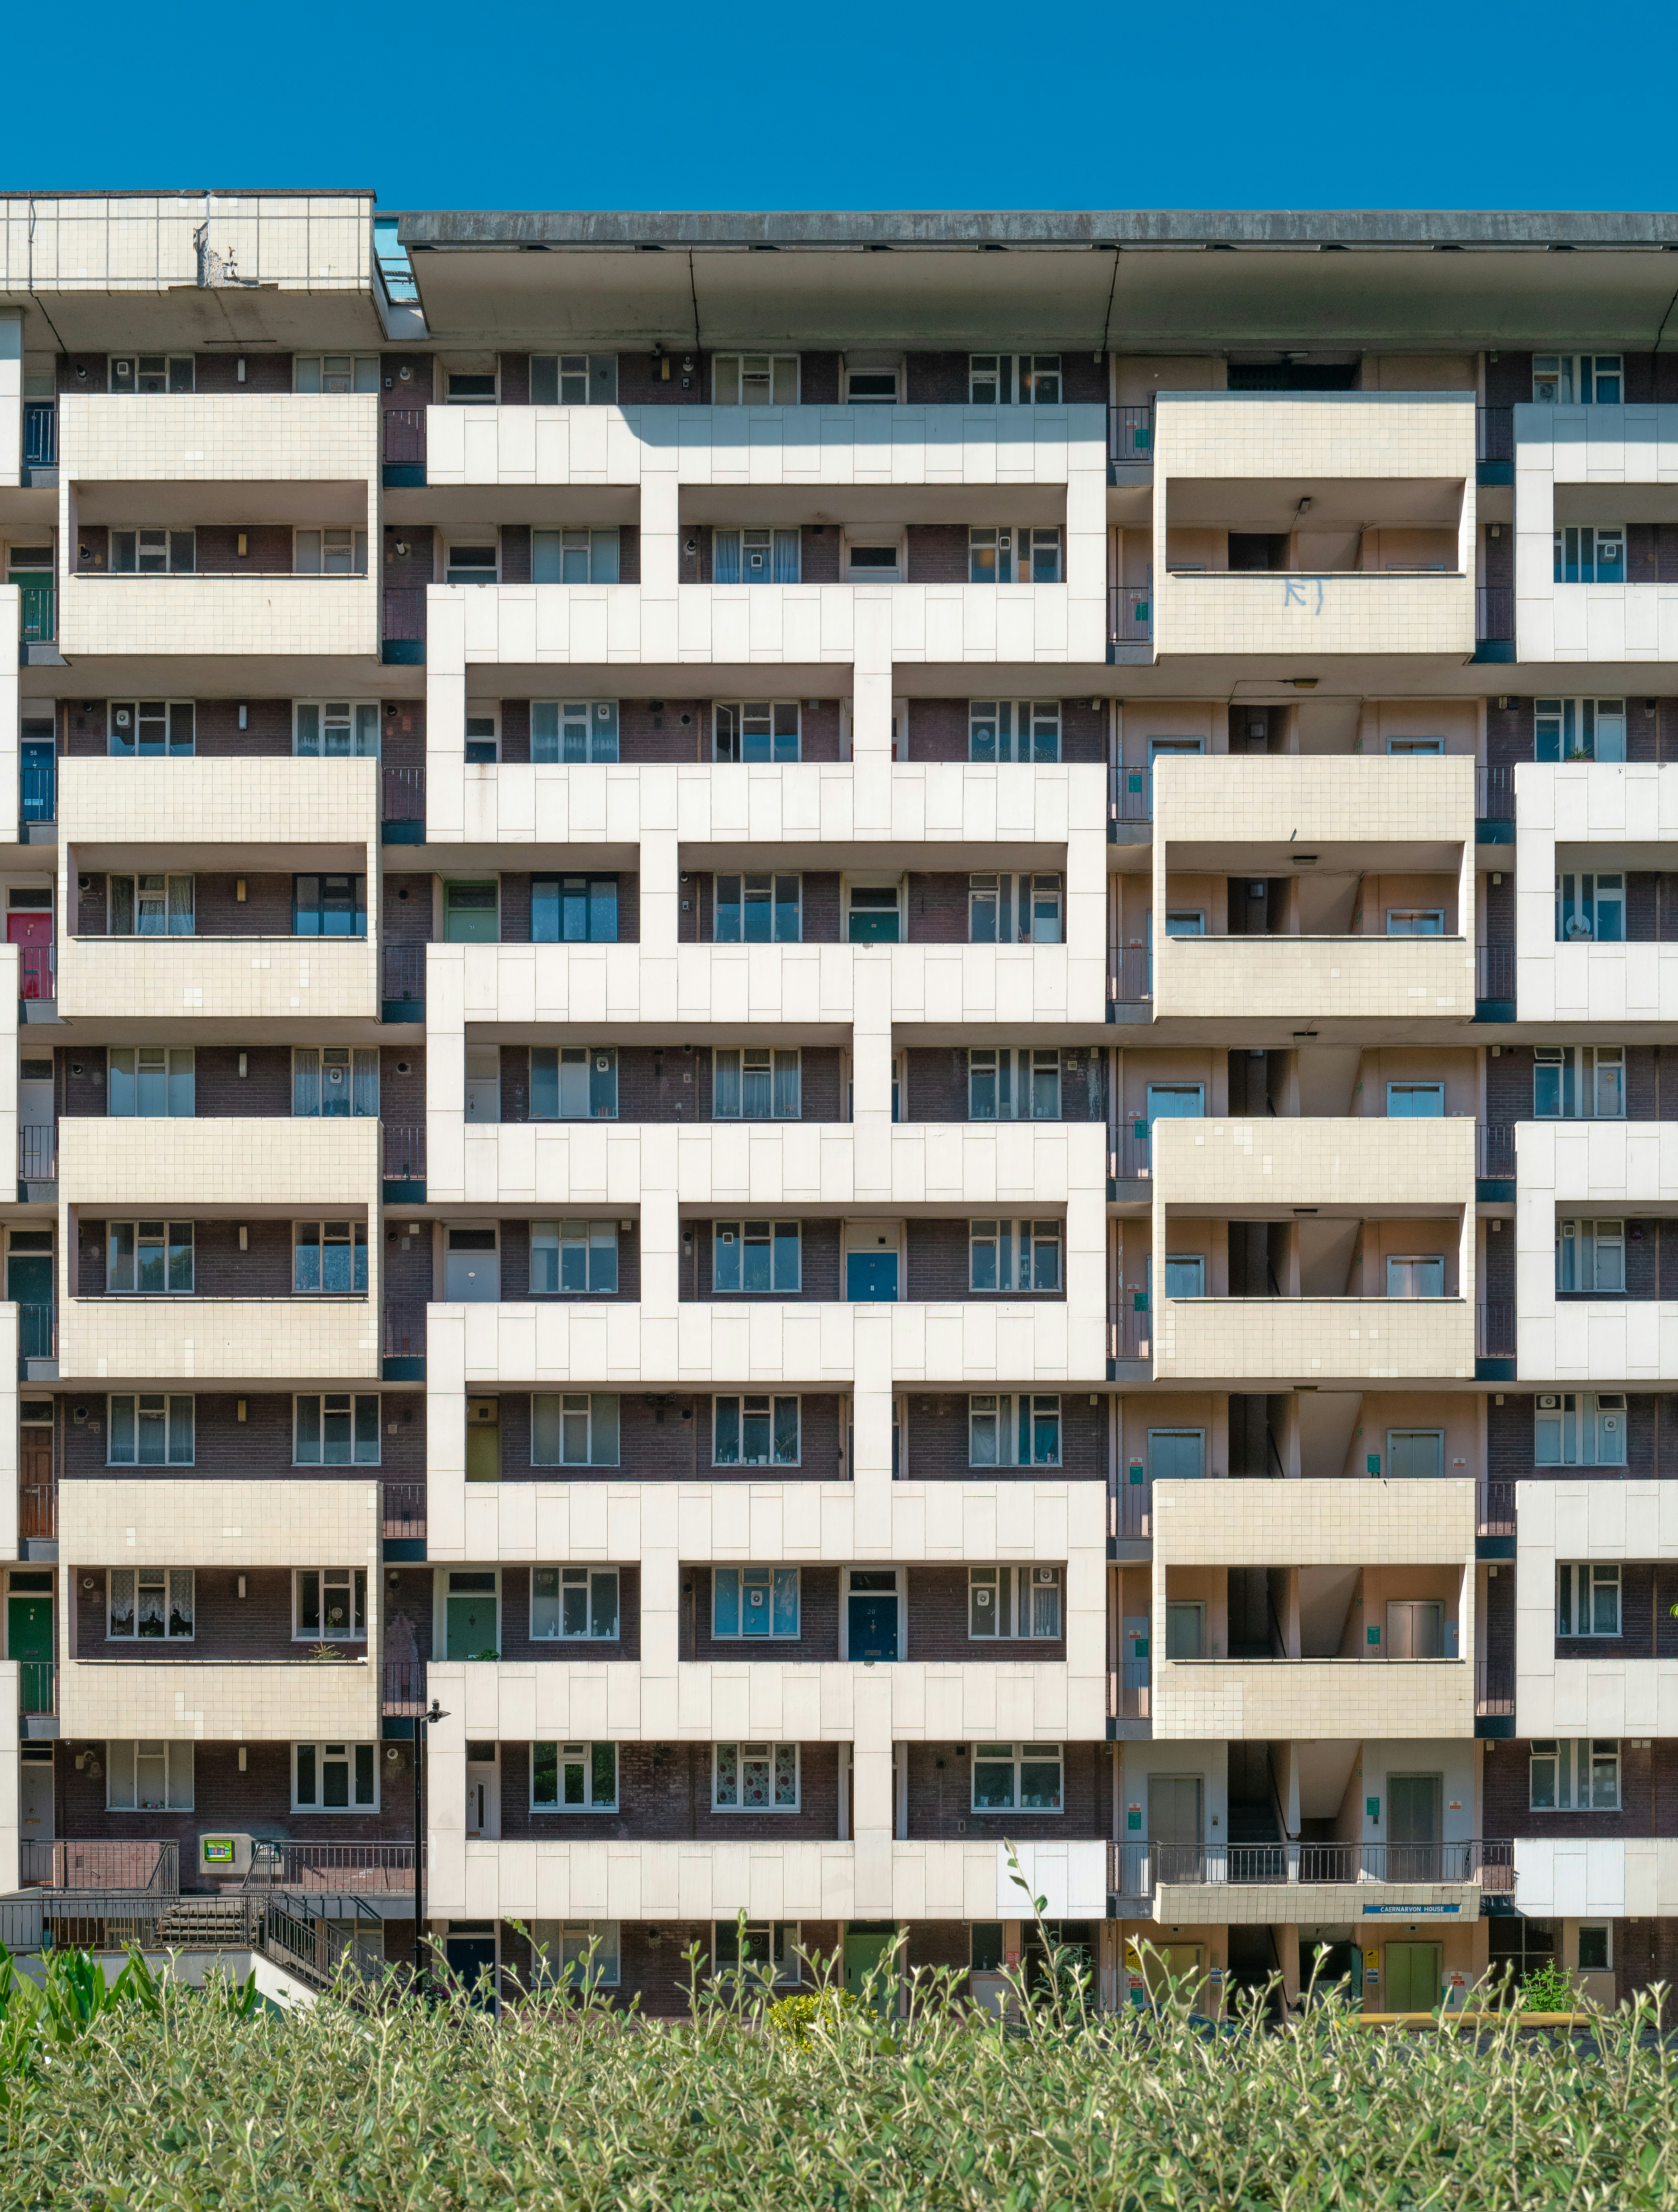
(1486, 697, 1534, 771)
(195, 354, 293, 394)
(907, 525, 970, 583)
(905, 1740, 1105, 1841)
(382, 699, 425, 770)
(620, 699, 709, 763)
(617, 353, 709, 407)
(380, 356, 436, 405)
(500, 527, 531, 586)
(195, 872, 298, 937)
(496, 1740, 840, 1842)
(58, 1740, 415, 1856)
(382, 527, 434, 591)
(906, 1564, 1066, 1663)
(690, 1217, 840, 1302)
(800, 527, 842, 583)
(383, 874, 433, 948)
(905, 1396, 1105, 1482)
(907, 356, 969, 405)
(498, 356, 531, 407)
(1483, 357, 1533, 409)
(907, 873, 972, 944)
(196, 525, 293, 576)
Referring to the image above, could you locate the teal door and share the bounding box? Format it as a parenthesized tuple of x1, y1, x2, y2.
(445, 1936, 498, 2008)
(447, 1589, 499, 1659)
(847, 1253, 898, 1301)
(8, 1256, 53, 1360)
(847, 1576, 898, 1661)
(844, 1925, 898, 2014)
(8, 1592, 53, 1715)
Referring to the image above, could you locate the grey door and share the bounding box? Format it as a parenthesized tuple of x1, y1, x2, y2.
(1387, 1772, 1442, 1880)
(1385, 1601, 1443, 1659)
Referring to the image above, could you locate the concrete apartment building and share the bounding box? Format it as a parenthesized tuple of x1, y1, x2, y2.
(0, 190, 1674, 2013)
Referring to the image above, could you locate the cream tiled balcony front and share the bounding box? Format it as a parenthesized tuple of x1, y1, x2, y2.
(59, 1654, 376, 1741)
(58, 1295, 379, 1385)
(57, 574, 378, 665)
(58, 1113, 379, 1215)
(58, 757, 379, 868)
(1153, 933, 1475, 1026)
(55, 936, 378, 1028)
(57, 392, 378, 501)
(1149, 1113, 1476, 1217)
(60, 1478, 380, 1571)
(1152, 1295, 1475, 1385)
(1153, 1476, 1478, 1572)
(1151, 1656, 1474, 1740)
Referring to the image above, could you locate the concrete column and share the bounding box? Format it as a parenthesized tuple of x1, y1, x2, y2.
(424, 610, 467, 841)
(639, 826, 680, 950)
(851, 1670, 895, 1916)
(638, 1545, 680, 1738)
(850, 1308, 896, 1552)
(426, 1309, 467, 1562)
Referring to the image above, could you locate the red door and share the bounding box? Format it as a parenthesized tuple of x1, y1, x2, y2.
(8, 910, 53, 1000)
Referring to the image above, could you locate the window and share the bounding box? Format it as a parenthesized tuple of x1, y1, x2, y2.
(1385, 1255, 1445, 1297)
(530, 356, 618, 406)
(969, 527, 1061, 583)
(464, 714, 498, 765)
(108, 701, 193, 759)
(969, 701, 1060, 763)
(714, 1395, 800, 1467)
(108, 1394, 193, 1466)
(713, 1048, 800, 1120)
(295, 701, 379, 757)
(972, 1742, 1062, 1811)
(531, 1921, 622, 1987)
(109, 355, 192, 395)
(1578, 1925, 1613, 1972)
(1534, 1046, 1625, 1120)
(1387, 1083, 1445, 1117)
(715, 873, 801, 944)
(108, 1046, 194, 1118)
(530, 1046, 617, 1120)
(1535, 1392, 1627, 1467)
(713, 1742, 799, 1809)
(445, 541, 497, 585)
(1533, 355, 1622, 405)
(844, 356, 900, 404)
(531, 701, 619, 763)
(446, 369, 497, 405)
(713, 354, 799, 405)
(712, 1921, 802, 1983)
(713, 1220, 801, 1295)
(1165, 911, 1205, 937)
(294, 1395, 381, 1466)
(107, 1221, 193, 1295)
(1554, 526, 1625, 584)
(845, 883, 902, 943)
(1148, 1429, 1205, 1480)
(108, 873, 193, 936)
(294, 355, 380, 394)
(293, 875, 367, 938)
(1537, 700, 1627, 764)
(294, 1742, 378, 1811)
(294, 529, 368, 575)
(1145, 1084, 1205, 1130)
(533, 1742, 618, 1810)
(1387, 735, 1444, 754)
(1529, 1739, 1620, 1811)
(532, 1567, 620, 1640)
(531, 1221, 619, 1296)
(292, 1047, 379, 1118)
(713, 527, 800, 584)
(1556, 1219, 1625, 1294)
(1162, 1255, 1204, 1297)
(969, 874, 1063, 945)
(109, 528, 194, 574)
(970, 1219, 1062, 1292)
(1556, 872, 1625, 943)
(294, 1568, 368, 1640)
(969, 1394, 1061, 1467)
(107, 1740, 193, 1811)
(712, 1566, 800, 1640)
(533, 875, 619, 944)
(969, 1047, 1061, 1122)
(1557, 1563, 1621, 1638)
(293, 1222, 369, 1295)
(969, 356, 1062, 405)
(1386, 909, 1444, 936)
(843, 537, 902, 581)
(968, 1566, 1062, 1640)
(1386, 1429, 1445, 1479)
(531, 1393, 620, 1466)
(532, 529, 619, 583)
(107, 1568, 194, 1641)
(714, 701, 799, 763)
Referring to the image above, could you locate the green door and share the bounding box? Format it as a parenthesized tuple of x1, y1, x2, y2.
(1386, 1942, 1441, 2013)
(447, 1591, 498, 1659)
(843, 1925, 898, 2015)
(12, 571, 53, 645)
(8, 1593, 53, 1715)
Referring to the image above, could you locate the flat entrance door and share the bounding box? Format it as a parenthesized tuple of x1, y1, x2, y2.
(1388, 1772, 1443, 1881)
(445, 1574, 498, 1660)
(445, 1933, 498, 2007)
(8, 1584, 52, 1715)
(445, 1228, 499, 1300)
(7, 897, 53, 1001)
(464, 1046, 500, 1124)
(1148, 1774, 1203, 1883)
(1142, 1941, 1206, 2005)
(844, 1923, 898, 2013)
(1385, 1942, 1441, 2013)
(466, 1399, 501, 1482)
(19, 1761, 53, 1851)
(846, 1570, 899, 1661)
(465, 1746, 500, 1839)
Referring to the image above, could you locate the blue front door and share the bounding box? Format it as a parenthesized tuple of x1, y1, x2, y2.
(445, 1936, 498, 2007)
(847, 1253, 898, 1302)
(848, 1577, 899, 1660)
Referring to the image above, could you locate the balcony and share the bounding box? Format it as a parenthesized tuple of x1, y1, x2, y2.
(1151, 1477, 1477, 1569)
(1153, 932, 1473, 1024)
(57, 1114, 378, 1215)
(1476, 406, 1514, 482)
(58, 756, 379, 857)
(1149, 1114, 1475, 1215)
(1109, 1837, 1510, 1923)
(383, 407, 427, 489)
(60, 1656, 375, 1740)
(58, 574, 379, 664)
(1152, 1295, 1474, 1384)
(1152, 1655, 1474, 1740)
(58, 392, 378, 492)
(382, 766, 426, 844)
(19, 1123, 56, 1197)
(22, 400, 58, 484)
(56, 935, 378, 1025)
(1476, 585, 1514, 659)
(245, 1841, 415, 1897)
(58, 1296, 378, 1384)
(382, 1482, 427, 1562)
(18, 1840, 177, 1893)
(382, 585, 426, 665)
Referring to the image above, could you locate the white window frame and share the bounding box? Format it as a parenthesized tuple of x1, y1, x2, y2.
(714, 701, 800, 763)
(108, 700, 194, 759)
(106, 1219, 193, 1296)
(107, 872, 193, 937)
(531, 1741, 619, 1812)
(971, 1742, 1064, 1813)
(1536, 699, 1627, 765)
(528, 1046, 618, 1122)
(110, 527, 194, 574)
(293, 528, 368, 576)
(711, 1565, 800, 1640)
(444, 366, 498, 405)
(713, 875, 802, 946)
(1533, 355, 1623, 405)
(1385, 735, 1445, 754)
(292, 1046, 380, 1120)
(530, 356, 619, 406)
(968, 1393, 1062, 1468)
(968, 355, 1063, 405)
(1554, 525, 1626, 585)
(1535, 1391, 1627, 1468)
(106, 1567, 194, 1642)
(968, 1046, 1062, 1122)
(293, 356, 380, 395)
(1529, 1738, 1620, 1811)
(842, 356, 902, 405)
(711, 1920, 804, 1984)
(969, 525, 1062, 583)
(109, 355, 193, 395)
(293, 1741, 380, 1813)
(969, 872, 1063, 945)
(713, 1394, 801, 1468)
(444, 538, 498, 586)
(713, 526, 799, 584)
(968, 700, 1061, 763)
(713, 1219, 802, 1295)
(531, 528, 620, 584)
(712, 1742, 801, 1811)
(1557, 1563, 1622, 1639)
(531, 1566, 620, 1642)
(1534, 1045, 1626, 1121)
(530, 1920, 622, 1985)
(531, 1393, 620, 1468)
(969, 1219, 1062, 1293)
(713, 1046, 802, 1120)
(293, 700, 380, 758)
(107, 1393, 194, 1467)
(293, 1220, 369, 1295)
(107, 1046, 195, 1119)
(967, 1565, 1063, 1641)
(1556, 872, 1626, 942)
(530, 1220, 619, 1296)
(293, 1393, 382, 1467)
(1556, 1219, 1626, 1295)
(293, 1567, 369, 1642)
(1577, 1923, 1614, 1972)
(531, 701, 619, 762)
(107, 1739, 193, 1811)
(712, 354, 799, 406)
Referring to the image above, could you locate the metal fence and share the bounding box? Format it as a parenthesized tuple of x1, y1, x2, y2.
(382, 1481, 426, 1540)
(1109, 766, 1152, 823)
(1107, 948, 1151, 1006)
(244, 1842, 414, 1894)
(1476, 766, 1516, 821)
(1477, 1302, 1516, 1359)
(381, 947, 426, 1005)
(382, 1304, 427, 1361)
(383, 408, 426, 466)
(1477, 407, 1514, 464)
(1477, 585, 1515, 643)
(1108, 404, 1154, 464)
(24, 1840, 179, 1893)
(18, 1660, 55, 1716)
(1111, 1838, 1512, 1895)
(382, 586, 427, 645)
(1476, 1659, 1516, 1720)
(382, 1659, 429, 1714)
(1478, 1480, 1516, 1537)
(1476, 946, 1514, 1003)
(1108, 1124, 1153, 1182)
(19, 1481, 55, 1540)
(382, 1124, 425, 1181)
(18, 1125, 55, 1182)
(20, 760, 55, 824)
(18, 945, 54, 1001)
(1477, 1124, 1514, 1179)
(22, 402, 57, 469)
(18, 1305, 55, 1360)
(1109, 1304, 1151, 1362)
(382, 765, 425, 822)
(1107, 585, 1153, 643)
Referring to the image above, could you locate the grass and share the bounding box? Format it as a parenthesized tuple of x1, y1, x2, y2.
(0, 1930, 1674, 2211)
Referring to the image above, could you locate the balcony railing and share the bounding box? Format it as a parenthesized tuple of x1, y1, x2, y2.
(382, 765, 425, 822)
(382, 1123, 425, 1181)
(1476, 766, 1515, 821)
(382, 586, 427, 645)
(1110, 1838, 1513, 1897)
(1477, 407, 1514, 465)
(1476, 1659, 1515, 1720)
(1109, 1656, 1151, 1721)
(18, 1125, 55, 1182)
(1108, 403, 1154, 465)
(1111, 1475, 1152, 1543)
(382, 1481, 426, 1541)
(1109, 766, 1152, 824)
(1476, 1302, 1516, 1360)
(18, 579, 53, 646)
(1107, 948, 1151, 1006)
(1475, 946, 1513, 1004)
(1109, 1302, 1151, 1363)
(382, 946, 425, 1005)
(22, 401, 57, 470)
(1108, 585, 1153, 644)
(1108, 1124, 1152, 1183)
(18, 1305, 55, 1361)
(1478, 1480, 1516, 1538)
(20, 760, 55, 824)
(382, 1659, 428, 1715)
(18, 1660, 54, 1716)
(18, 944, 54, 1001)
(19, 1482, 56, 1541)
(383, 408, 426, 467)
(383, 1303, 426, 1362)
(1476, 585, 1514, 644)
(244, 1841, 414, 1894)
(1477, 1125, 1514, 1179)
(23, 1840, 178, 1894)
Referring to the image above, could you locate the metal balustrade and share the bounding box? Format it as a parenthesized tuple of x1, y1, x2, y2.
(1108, 403, 1154, 464)
(1107, 585, 1152, 643)
(1110, 1837, 1513, 1896)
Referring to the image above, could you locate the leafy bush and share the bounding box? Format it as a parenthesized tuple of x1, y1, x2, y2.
(765, 1988, 859, 2046)
(1518, 1958, 1580, 2014)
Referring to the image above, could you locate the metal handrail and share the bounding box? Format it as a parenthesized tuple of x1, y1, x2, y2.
(1108, 1124, 1152, 1182)
(1477, 406, 1514, 463)
(382, 1481, 426, 1538)
(18, 946, 54, 1001)
(1107, 948, 1151, 1005)
(1107, 585, 1152, 643)
(382, 1123, 426, 1179)
(1477, 585, 1515, 643)
(382, 765, 425, 821)
(382, 1659, 429, 1714)
(1477, 1302, 1516, 1358)
(18, 1482, 55, 1540)
(1476, 946, 1514, 1002)
(243, 1843, 414, 1893)
(1108, 403, 1154, 464)
(22, 401, 57, 468)
(20, 764, 56, 824)
(383, 407, 426, 465)
(1476, 1659, 1515, 1718)
(34, 1839, 179, 1894)
(18, 1125, 56, 1181)
(1476, 765, 1516, 821)
(381, 946, 425, 1003)
(1478, 1480, 1516, 1537)
(1111, 1837, 1513, 1893)
(382, 585, 427, 641)
(383, 1304, 427, 1360)
(17, 1660, 53, 1716)
(1477, 1125, 1514, 1178)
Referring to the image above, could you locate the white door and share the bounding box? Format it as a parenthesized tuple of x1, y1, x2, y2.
(445, 1228, 500, 1300)
(19, 1763, 52, 1845)
(464, 1046, 500, 1124)
(465, 1750, 500, 1839)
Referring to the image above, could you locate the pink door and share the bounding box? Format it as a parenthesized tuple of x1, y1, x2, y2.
(8, 910, 53, 1000)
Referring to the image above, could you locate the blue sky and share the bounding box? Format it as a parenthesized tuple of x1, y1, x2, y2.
(9, 0, 1678, 214)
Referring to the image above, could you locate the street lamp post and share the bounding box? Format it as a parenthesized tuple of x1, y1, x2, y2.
(415, 1696, 448, 1992)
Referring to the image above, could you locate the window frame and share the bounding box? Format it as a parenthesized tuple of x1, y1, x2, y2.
(968, 872, 1063, 946)
(711, 1565, 800, 1641)
(968, 1218, 1063, 1294)
(109, 528, 195, 574)
(971, 1741, 1064, 1813)
(529, 1220, 620, 1297)
(1533, 1044, 1626, 1121)
(1556, 1562, 1622, 1639)
(1529, 1738, 1621, 1811)
(293, 355, 381, 395)
(292, 1220, 370, 1296)
(531, 1565, 621, 1642)
(967, 1564, 1063, 1641)
(968, 355, 1063, 406)
(1556, 1219, 1626, 1295)
(292, 1741, 380, 1813)
(531, 1741, 619, 1812)
(291, 1046, 380, 1119)
(968, 1046, 1062, 1123)
(967, 699, 1061, 764)
(1532, 355, 1623, 405)
(107, 700, 194, 759)
(967, 1393, 1062, 1468)
(968, 525, 1062, 584)
(106, 1567, 195, 1642)
(1536, 699, 1627, 765)
(293, 1567, 369, 1642)
(293, 527, 368, 577)
(107, 872, 194, 938)
(530, 1392, 621, 1468)
(711, 1920, 803, 1984)
(531, 528, 620, 584)
(713, 873, 801, 946)
(293, 1393, 382, 1467)
(530, 1920, 621, 1987)
(712, 354, 800, 407)
(1555, 871, 1625, 941)
(530, 701, 619, 764)
(107, 1393, 194, 1467)
(713, 701, 800, 763)
(293, 700, 380, 759)
(1554, 524, 1626, 585)
(109, 355, 193, 396)
(713, 1394, 801, 1468)
(713, 1219, 802, 1296)
(712, 526, 800, 585)
(1534, 1391, 1627, 1468)
(529, 1045, 618, 1122)
(712, 1741, 801, 1812)
(712, 1046, 801, 1120)
(292, 874, 367, 939)
(530, 355, 619, 407)
(107, 1739, 193, 1811)
(106, 1219, 194, 1297)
